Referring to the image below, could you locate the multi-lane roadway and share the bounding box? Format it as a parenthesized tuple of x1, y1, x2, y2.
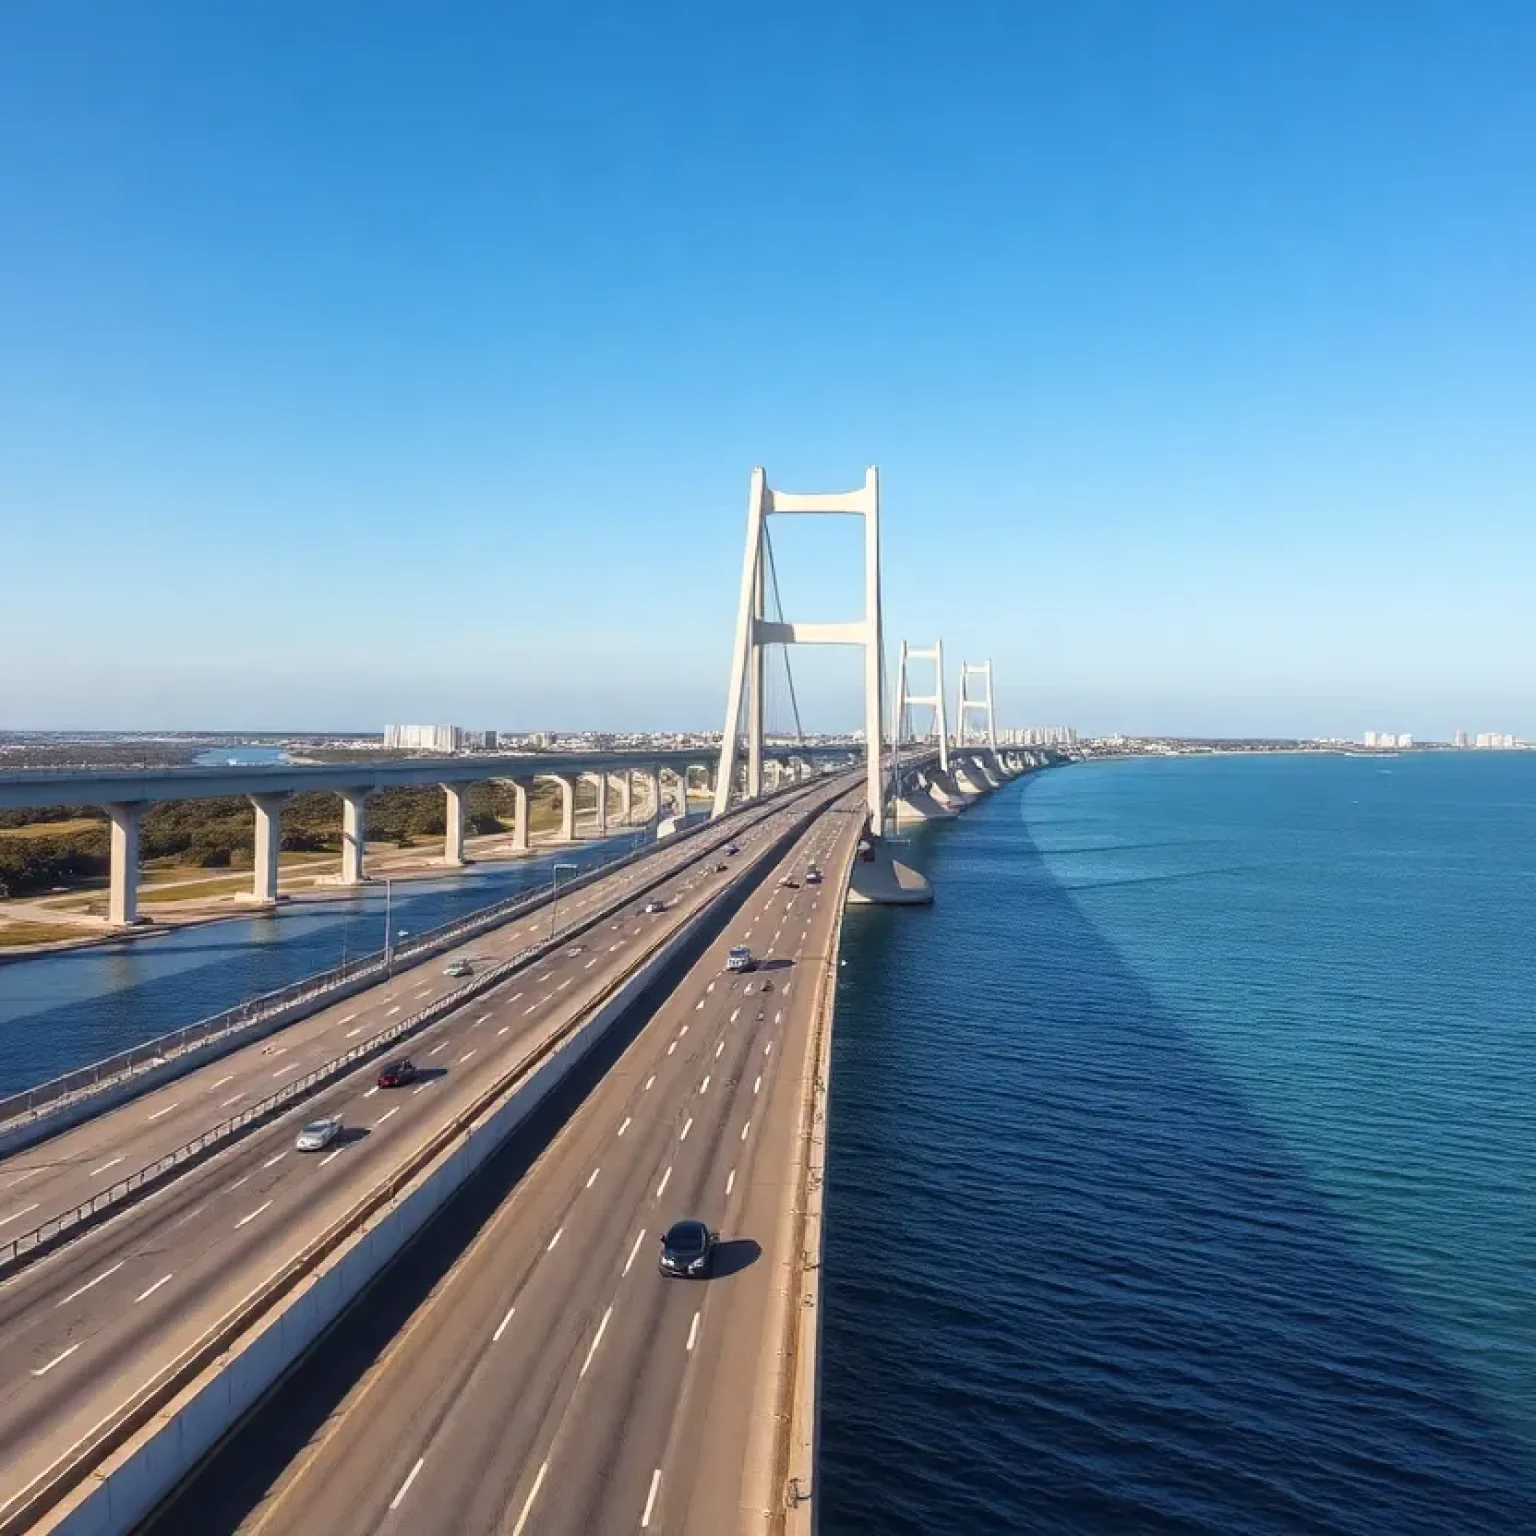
(155, 794, 866, 1534)
(0, 777, 850, 1527)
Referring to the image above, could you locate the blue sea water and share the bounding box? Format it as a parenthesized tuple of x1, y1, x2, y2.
(822, 753, 1536, 1534)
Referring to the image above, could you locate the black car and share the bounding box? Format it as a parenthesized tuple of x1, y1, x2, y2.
(658, 1218, 717, 1278)
(377, 1057, 417, 1089)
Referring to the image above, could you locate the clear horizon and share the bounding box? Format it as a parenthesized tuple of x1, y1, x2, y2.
(3, 5, 1533, 740)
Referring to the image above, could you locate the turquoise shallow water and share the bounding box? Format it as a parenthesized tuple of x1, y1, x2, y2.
(822, 753, 1536, 1533)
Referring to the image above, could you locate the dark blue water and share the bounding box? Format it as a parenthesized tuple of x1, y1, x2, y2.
(0, 837, 639, 1096)
(823, 754, 1536, 1534)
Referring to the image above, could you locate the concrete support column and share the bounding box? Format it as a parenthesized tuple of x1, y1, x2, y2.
(511, 779, 531, 852)
(583, 773, 608, 836)
(249, 793, 289, 904)
(644, 768, 661, 823)
(617, 772, 633, 824)
(671, 768, 689, 819)
(442, 783, 466, 867)
(554, 776, 576, 842)
(105, 802, 142, 927)
(339, 789, 368, 886)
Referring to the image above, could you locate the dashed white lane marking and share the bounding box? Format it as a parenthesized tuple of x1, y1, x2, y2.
(385, 1006, 401, 1017)
(89, 1156, 124, 1178)
(31, 1343, 80, 1377)
(699, 1075, 710, 1095)
(726, 1169, 736, 1196)
(680, 1118, 693, 1142)
(656, 1166, 672, 1199)
(337, 1014, 357, 1027)
(272, 1063, 299, 1079)
(586, 1167, 601, 1189)
(498, 1025, 511, 1036)
(741, 1119, 752, 1142)
(547, 1227, 564, 1253)
(510, 1460, 549, 1536)
(376, 1106, 400, 1127)
(475, 1014, 492, 1026)
(262, 1151, 287, 1170)
(644, 1076, 655, 1091)
(523, 1001, 542, 1017)
(229, 1175, 250, 1191)
(389, 1457, 425, 1512)
(459, 1049, 476, 1065)
(730, 1007, 741, 1023)
(146, 1101, 180, 1122)
(346, 1026, 365, 1039)
(414, 987, 431, 999)
(585, 957, 599, 969)
(687, 1311, 700, 1352)
(745, 984, 755, 995)
(493, 1303, 516, 1342)
(706, 981, 716, 993)
(609, 942, 622, 952)
(679, 1024, 688, 1037)
(235, 1199, 273, 1229)
(715, 1040, 725, 1059)
(754, 1075, 763, 1094)
(765, 1041, 774, 1055)
(211, 1074, 235, 1090)
(623, 1228, 647, 1276)
(641, 1468, 662, 1528)
(135, 1273, 174, 1304)
(557, 979, 573, 991)
(57, 1260, 125, 1308)
(508, 992, 524, 1003)
(580, 1305, 613, 1377)
(667, 1041, 677, 1056)
(364, 1086, 380, 1098)
(774, 1010, 783, 1025)
(618, 1117, 631, 1136)
(412, 1083, 430, 1096)
(429, 1042, 449, 1056)
(320, 1148, 344, 1166)
(695, 1000, 704, 1011)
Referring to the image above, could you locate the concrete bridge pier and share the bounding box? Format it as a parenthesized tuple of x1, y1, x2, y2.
(248, 793, 290, 902)
(509, 779, 531, 852)
(105, 803, 143, 927)
(339, 790, 368, 886)
(583, 772, 608, 836)
(669, 767, 689, 819)
(549, 776, 576, 842)
(441, 783, 466, 867)
(616, 772, 633, 824)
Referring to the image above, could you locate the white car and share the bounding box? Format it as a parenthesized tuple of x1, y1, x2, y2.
(444, 960, 473, 978)
(643, 900, 666, 915)
(726, 945, 754, 973)
(296, 1115, 342, 1152)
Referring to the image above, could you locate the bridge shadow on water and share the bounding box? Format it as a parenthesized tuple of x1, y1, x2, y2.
(821, 795, 1536, 1536)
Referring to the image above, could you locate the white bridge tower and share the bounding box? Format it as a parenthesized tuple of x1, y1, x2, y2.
(957, 659, 999, 756)
(894, 639, 950, 774)
(713, 466, 887, 834)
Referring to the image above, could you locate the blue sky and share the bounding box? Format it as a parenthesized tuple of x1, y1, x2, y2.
(2, 2, 1533, 739)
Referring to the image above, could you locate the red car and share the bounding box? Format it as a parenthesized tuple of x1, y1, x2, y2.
(377, 1058, 417, 1089)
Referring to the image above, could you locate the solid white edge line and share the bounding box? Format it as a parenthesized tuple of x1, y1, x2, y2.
(389, 1456, 425, 1511)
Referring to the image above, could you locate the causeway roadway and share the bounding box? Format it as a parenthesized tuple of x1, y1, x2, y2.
(0, 776, 851, 1527)
(153, 790, 864, 1534)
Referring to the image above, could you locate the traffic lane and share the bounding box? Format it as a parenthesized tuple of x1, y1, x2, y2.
(544, 940, 802, 1535)
(0, 786, 795, 1192)
(0, 802, 806, 1244)
(226, 810, 846, 1534)
(0, 838, 790, 1499)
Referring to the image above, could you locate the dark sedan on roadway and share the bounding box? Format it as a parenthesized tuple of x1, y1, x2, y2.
(658, 1219, 717, 1278)
(377, 1057, 418, 1089)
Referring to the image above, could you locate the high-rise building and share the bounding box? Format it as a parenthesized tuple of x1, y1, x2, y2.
(1454, 730, 1469, 749)
(383, 724, 463, 753)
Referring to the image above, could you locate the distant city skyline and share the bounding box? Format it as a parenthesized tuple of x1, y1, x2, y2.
(2, 6, 1534, 737)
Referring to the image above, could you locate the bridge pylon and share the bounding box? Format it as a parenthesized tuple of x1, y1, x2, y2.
(713, 466, 887, 835)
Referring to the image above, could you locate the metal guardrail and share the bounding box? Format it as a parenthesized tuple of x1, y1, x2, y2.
(0, 778, 843, 1270)
(0, 788, 799, 1135)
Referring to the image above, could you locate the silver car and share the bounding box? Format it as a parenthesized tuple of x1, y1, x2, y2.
(296, 1115, 342, 1152)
